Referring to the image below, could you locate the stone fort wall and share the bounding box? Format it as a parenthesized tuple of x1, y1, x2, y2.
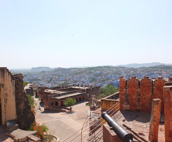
(120, 76, 165, 113)
(0, 67, 16, 125)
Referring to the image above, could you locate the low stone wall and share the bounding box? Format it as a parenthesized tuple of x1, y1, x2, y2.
(101, 98, 119, 112)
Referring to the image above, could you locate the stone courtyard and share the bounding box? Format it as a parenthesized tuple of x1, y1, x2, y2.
(35, 98, 90, 141)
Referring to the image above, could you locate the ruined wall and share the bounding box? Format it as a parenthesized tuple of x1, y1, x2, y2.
(12, 74, 35, 130)
(127, 77, 139, 111)
(140, 77, 152, 112)
(0, 67, 16, 125)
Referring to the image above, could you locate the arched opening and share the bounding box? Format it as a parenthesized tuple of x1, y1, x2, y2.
(76, 98, 78, 102)
(55, 101, 58, 106)
(79, 97, 81, 101)
(61, 101, 64, 106)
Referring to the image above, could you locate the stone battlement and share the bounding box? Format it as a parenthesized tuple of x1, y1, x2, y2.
(120, 76, 165, 113)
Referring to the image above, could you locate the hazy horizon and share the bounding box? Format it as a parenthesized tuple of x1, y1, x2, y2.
(1, 0, 172, 69)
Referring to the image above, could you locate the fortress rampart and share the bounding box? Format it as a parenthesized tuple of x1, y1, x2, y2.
(120, 76, 165, 113)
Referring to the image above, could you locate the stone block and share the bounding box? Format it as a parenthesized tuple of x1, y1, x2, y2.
(103, 124, 122, 142)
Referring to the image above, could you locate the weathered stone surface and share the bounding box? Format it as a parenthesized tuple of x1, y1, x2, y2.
(127, 77, 139, 111)
(149, 98, 161, 142)
(0, 67, 16, 125)
(119, 77, 126, 110)
(153, 77, 165, 113)
(12, 74, 35, 130)
(103, 124, 122, 142)
(140, 76, 152, 112)
(163, 85, 172, 142)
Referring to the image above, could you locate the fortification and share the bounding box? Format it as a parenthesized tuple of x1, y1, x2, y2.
(0, 67, 35, 130)
(120, 76, 165, 113)
(13, 74, 35, 130)
(0, 67, 16, 125)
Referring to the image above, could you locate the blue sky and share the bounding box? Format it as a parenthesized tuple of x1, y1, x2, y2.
(0, 0, 172, 69)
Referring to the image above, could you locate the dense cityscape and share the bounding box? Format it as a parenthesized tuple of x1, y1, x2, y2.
(12, 65, 172, 88)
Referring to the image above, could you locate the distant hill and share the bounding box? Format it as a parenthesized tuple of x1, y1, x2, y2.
(119, 62, 167, 68)
(31, 67, 51, 71)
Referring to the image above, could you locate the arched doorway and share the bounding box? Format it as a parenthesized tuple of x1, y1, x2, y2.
(76, 98, 78, 102)
(79, 97, 81, 101)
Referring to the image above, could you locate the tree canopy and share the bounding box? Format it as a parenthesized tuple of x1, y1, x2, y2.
(98, 85, 119, 99)
(65, 98, 77, 111)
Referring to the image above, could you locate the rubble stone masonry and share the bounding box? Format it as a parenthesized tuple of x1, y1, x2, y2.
(12, 74, 35, 130)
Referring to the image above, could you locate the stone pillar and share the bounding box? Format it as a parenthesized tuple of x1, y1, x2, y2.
(149, 98, 162, 142)
(163, 85, 172, 142)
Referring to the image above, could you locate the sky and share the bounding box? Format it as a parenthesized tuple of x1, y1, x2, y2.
(0, 0, 172, 69)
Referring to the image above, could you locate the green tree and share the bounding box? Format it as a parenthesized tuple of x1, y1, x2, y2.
(65, 98, 76, 111)
(24, 81, 29, 86)
(27, 94, 34, 107)
(98, 85, 119, 99)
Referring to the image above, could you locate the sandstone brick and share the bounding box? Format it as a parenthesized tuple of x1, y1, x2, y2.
(163, 85, 172, 142)
(153, 77, 165, 113)
(140, 76, 152, 112)
(119, 77, 126, 110)
(127, 77, 139, 111)
(149, 98, 161, 142)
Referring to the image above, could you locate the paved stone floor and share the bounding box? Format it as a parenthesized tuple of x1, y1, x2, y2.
(114, 111, 165, 142)
(35, 98, 90, 141)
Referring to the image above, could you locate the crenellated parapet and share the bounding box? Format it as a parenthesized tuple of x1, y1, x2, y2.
(119, 76, 166, 113)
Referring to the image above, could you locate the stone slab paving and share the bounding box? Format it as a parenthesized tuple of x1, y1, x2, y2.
(6, 129, 37, 141)
(35, 98, 90, 141)
(115, 111, 165, 142)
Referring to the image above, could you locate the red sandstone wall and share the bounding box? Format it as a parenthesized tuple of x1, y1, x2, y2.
(119, 77, 126, 110)
(153, 77, 165, 113)
(140, 77, 152, 112)
(127, 77, 139, 111)
(163, 85, 172, 142)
